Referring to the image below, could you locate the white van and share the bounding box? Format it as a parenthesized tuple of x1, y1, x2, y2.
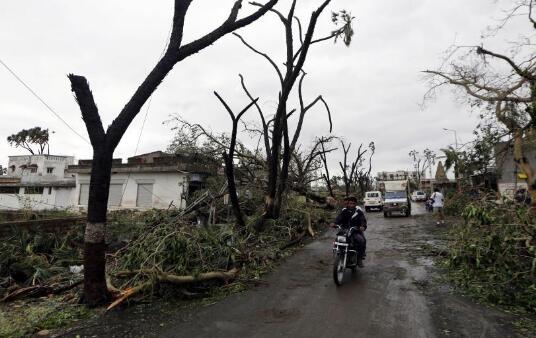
(364, 191, 383, 212)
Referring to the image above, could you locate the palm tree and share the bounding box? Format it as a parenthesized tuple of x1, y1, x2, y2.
(441, 146, 459, 179)
(441, 146, 467, 192)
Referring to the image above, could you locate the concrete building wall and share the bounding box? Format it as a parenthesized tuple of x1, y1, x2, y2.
(7, 155, 74, 181)
(74, 172, 188, 210)
(0, 186, 75, 210)
(495, 142, 533, 198)
(54, 187, 76, 209)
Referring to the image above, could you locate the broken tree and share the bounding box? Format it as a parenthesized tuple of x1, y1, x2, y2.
(424, 1, 536, 206)
(338, 140, 367, 197)
(214, 91, 259, 229)
(236, 1, 354, 221)
(68, 0, 278, 306)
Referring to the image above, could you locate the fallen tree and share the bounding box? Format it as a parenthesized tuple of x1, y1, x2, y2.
(100, 205, 331, 310)
(107, 268, 239, 311)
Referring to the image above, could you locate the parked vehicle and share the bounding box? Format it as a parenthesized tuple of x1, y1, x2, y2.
(411, 190, 427, 202)
(332, 225, 361, 286)
(383, 180, 411, 217)
(364, 190, 383, 211)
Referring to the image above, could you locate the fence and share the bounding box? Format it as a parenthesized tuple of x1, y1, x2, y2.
(0, 216, 85, 236)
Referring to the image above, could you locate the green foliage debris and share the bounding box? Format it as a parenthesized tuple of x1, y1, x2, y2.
(443, 199, 536, 312)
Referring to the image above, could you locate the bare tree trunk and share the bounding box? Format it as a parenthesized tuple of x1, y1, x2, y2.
(319, 137, 335, 197)
(274, 117, 292, 217)
(263, 0, 332, 220)
(339, 140, 352, 197)
(235, 0, 353, 224)
(223, 151, 245, 228)
(83, 149, 113, 305)
(215, 91, 258, 229)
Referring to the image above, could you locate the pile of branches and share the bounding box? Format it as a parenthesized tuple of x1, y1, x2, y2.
(105, 206, 326, 310)
(0, 226, 84, 302)
(0, 206, 329, 309)
(0, 210, 149, 303)
(444, 198, 536, 312)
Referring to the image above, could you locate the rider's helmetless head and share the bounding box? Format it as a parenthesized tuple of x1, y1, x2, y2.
(346, 196, 357, 209)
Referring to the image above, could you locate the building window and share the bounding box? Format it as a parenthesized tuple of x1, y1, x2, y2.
(25, 186, 44, 194)
(136, 183, 154, 208)
(47, 167, 54, 174)
(48, 187, 52, 195)
(108, 184, 124, 207)
(30, 167, 37, 173)
(0, 187, 19, 194)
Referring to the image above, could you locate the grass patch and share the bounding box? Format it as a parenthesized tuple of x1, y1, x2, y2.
(0, 299, 91, 338)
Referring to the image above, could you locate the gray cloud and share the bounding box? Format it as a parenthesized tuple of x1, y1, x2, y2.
(0, 0, 508, 178)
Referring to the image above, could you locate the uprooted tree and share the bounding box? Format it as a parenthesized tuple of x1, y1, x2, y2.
(424, 0, 536, 211)
(67, 0, 278, 307)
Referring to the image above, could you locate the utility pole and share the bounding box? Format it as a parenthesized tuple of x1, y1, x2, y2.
(443, 128, 460, 192)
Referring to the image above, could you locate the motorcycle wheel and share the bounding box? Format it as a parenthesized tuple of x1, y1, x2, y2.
(333, 254, 345, 286)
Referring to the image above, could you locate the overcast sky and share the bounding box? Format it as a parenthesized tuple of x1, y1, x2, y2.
(0, 0, 513, 177)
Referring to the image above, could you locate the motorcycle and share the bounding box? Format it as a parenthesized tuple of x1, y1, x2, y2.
(332, 225, 361, 286)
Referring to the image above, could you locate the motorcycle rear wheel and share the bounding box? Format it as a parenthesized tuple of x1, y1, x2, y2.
(333, 254, 345, 286)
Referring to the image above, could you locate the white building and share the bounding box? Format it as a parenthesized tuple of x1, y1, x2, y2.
(67, 152, 217, 210)
(0, 155, 76, 210)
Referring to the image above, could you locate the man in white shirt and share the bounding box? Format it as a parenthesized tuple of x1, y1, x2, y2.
(430, 188, 445, 225)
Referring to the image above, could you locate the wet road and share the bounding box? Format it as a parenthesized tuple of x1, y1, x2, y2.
(157, 203, 515, 338)
(70, 203, 516, 338)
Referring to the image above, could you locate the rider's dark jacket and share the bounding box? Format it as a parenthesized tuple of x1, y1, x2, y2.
(334, 207, 367, 230)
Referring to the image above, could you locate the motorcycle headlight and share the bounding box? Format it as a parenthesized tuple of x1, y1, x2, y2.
(337, 236, 347, 243)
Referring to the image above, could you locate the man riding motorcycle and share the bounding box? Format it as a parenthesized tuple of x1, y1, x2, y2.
(330, 196, 367, 267)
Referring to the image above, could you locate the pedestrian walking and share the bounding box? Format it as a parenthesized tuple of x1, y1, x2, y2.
(430, 188, 445, 225)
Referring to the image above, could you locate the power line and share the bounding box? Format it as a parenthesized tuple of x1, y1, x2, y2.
(0, 57, 90, 144)
(118, 22, 174, 206)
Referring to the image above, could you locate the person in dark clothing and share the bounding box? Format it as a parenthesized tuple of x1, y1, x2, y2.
(330, 196, 367, 267)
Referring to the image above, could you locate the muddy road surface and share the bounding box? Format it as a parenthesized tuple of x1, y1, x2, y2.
(69, 204, 517, 338)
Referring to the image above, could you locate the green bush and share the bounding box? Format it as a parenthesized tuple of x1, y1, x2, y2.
(443, 191, 473, 216)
